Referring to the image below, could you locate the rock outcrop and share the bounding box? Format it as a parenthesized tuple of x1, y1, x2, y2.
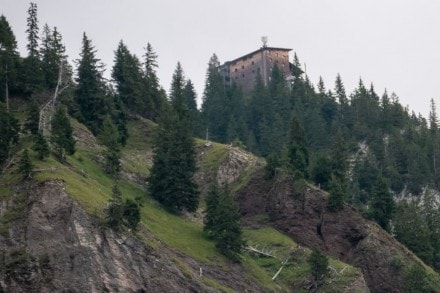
(238, 170, 430, 293)
(0, 180, 258, 292)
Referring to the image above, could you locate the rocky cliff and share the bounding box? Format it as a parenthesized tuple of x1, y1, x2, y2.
(0, 180, 262, 292)
(238, 170, 440, 292)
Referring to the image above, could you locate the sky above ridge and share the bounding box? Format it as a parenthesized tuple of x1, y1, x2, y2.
(2, 0, 440, 117)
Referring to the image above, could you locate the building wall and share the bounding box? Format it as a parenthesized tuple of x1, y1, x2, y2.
(225, 48, 291, 94)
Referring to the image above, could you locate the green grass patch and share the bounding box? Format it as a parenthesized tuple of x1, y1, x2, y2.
(197, 140, 228, 172)
(125, 119, 155, 151)
(200, 276, 235, 293)
(34, 150, 112, 218)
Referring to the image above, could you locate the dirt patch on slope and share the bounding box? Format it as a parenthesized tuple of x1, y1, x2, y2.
(237, 170, 427, 293)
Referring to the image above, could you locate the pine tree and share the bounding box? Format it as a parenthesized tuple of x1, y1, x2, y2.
(394, 200, 434, 266)
(32, 132, 49, 160)
(370, 177, 394, 231)
(123, 199, 140, 230)
(204, 184, 221, 238)
(18, 149, 33, 179)
(308, 248, 329, 284)
(184, 79, 199, 134)
(40, 24, 67, 89)
(143, 42, 162, 120)
(51, 106, 75, 161)
(0, 102, 19, 165)
(112, 40, 144, 115)
(75, 33, 107, 135)
(201, 54, 229, 143)
(26, 3, 39, 57)
(149, 100, 199, 212)
(0, 15, 20, 105)
(328, 130, 348, 210)
(98, 115, 121, 176)
(107, 183, 124, 229)
(204, 186, 244, 261)
(287, 114, 309, 178)
(22, 2, 44, 95)
(24, 98, 39, 135)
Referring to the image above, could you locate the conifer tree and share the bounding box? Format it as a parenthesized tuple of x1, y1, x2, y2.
(142, 43, 163, 120)
(149, 67, 199, 212)
(308, 248, 329, 285)
(51, 106, 75, 161)
(204, 184, 221, 238)
(98, 115, 121, 176)
(75, 33, 107, 135)
(201, 54, 229, 143)
(287, 114, 309, 178)
(23, 2, 44, 95)
(328, 130, 348, 210)
(18, 148, 33, 179)
(394, 200, 434, 266)
(0, 15, 20, 104)
(204, 185, 244, 261)
(112, 40, 144, 115)
(26, 3, 39, 57)
(40, 24, 67, 90)
(107, 182, 124, 229)
(123, 199, 140, 230)
(32, 131, 49, 160)
(370, 177, 394, 231)
(0, 102, 19, 165)
(24, 98, 39, 135)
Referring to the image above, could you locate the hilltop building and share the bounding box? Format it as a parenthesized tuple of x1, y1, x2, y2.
(219, 39, 293, 94)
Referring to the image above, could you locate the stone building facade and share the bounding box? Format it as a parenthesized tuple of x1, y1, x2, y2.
(219, 46, 292, 94)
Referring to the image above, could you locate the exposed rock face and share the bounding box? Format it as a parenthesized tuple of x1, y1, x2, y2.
(0, 181, 257, 292)
(238, 171, 422, 293)
(216, 146, 259, 187)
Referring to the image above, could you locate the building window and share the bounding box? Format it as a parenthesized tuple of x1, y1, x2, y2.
(252, 61, 254, 65)
(235, 68, 238, 72)
(241, 65, 244, 69)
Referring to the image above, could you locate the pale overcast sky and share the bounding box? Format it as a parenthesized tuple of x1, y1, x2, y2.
(2, 0, 440, 117)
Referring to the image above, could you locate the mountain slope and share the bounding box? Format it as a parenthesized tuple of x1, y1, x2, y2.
(238, 170, 440, 292)
(0, 116, 377, 292)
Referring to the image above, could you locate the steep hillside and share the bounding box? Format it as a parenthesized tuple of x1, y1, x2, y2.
(0, 116, 373, 292)
(238, 170, 440, 292)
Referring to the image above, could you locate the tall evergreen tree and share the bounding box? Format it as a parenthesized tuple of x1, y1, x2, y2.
(24, 98, 39, 135)
(149, 79, 199, 213)
(18, 148, 33, 179)
(26, 2, 39, 57)
(308, 248, 329, 285)
(204, 185, 244, 261)
(75, 32, 108, 135)
(98, 115, 121, 176)
(201, 54, 229, 143)
(23, 2, 44, 95)
(32, 131, 49, 160)
(0, 15, 20, 104)
(143, 42, 163, 120)
(107, 182, 124, 229)
(112, 40, 144, 114)
(51, 106, 75, 161)
(394, 200, 434, 266)
(40, 25, 67, 90)
(370, 177, 395, 231)
(287, 114, 309, 178)
(0, 102, 19, 165)
(328, 130, 348, 210)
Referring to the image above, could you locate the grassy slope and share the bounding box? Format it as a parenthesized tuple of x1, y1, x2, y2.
(0, 117, 369, 291)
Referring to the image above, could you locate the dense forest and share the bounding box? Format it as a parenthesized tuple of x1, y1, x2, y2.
(0, 2, 439, 277)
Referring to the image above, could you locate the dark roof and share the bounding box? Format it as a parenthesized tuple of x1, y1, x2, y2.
(224, 47, 292, 65)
